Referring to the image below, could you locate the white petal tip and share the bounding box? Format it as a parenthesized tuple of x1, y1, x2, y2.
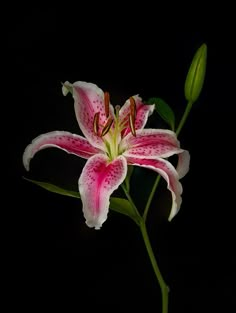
(23, 158, 30, 171)
(177, 150, 191, 179)
(24, 164, 30, 171)
(168, 215, 173, 222)
(168, 194, 181, 221)
(23, 141, 35, 171)
(168, 208, 175, 221)
(62, 81, 73, 96)
(85, 220, 102, 230)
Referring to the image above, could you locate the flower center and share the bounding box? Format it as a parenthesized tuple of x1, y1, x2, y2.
(93, 92, 136, 160)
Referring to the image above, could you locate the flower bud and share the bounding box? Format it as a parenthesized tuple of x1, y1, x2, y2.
(184, 43, 207, 103)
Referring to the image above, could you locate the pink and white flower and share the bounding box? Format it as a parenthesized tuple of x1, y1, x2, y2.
(23, 81, 190, 229)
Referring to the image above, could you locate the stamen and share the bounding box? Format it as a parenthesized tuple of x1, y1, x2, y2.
(129, 114, 136, 136)
(129, 97, 136, 136)
(104, 91, 110, 118)
(101, 117, 113, 137)
(93, 112, 100, 135)
(130, 97, 137, 119)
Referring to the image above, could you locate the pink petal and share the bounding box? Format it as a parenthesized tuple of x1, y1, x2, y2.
(127, 157, 183, 221)
(176, 150, 190, 179)
(119, 95, 155, 137)
(79, 154, 127, 229)
(71, 81, 115, 150)
(121, 129, 182, 159)
(23, 131, 100, 171)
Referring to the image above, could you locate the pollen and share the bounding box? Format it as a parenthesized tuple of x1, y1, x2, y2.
(129, 114, 136, 137)
(101, 117, 113, 137)
(93, 112, 100, 135)
(104, 91, 110, 118)
(129, 97, 137, 136)
(130, 97, 137, 119)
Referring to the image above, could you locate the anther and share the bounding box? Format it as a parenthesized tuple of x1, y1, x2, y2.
(104, 91, 110, 118)
(93, 112, 100, 135)
(129, 97, 137, 120)
(101, 117, 113, 136)
(129, 114, 136, 136)
(129, 97, 136, 136)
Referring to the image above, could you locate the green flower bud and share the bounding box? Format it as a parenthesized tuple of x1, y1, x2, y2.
(184, 43, 207, 103)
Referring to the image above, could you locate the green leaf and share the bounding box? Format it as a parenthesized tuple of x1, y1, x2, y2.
(110, 197, 139, 224)
(23, 177, 139, 224)
(23, 177, 80, 199)
(146, 97, 175, 130)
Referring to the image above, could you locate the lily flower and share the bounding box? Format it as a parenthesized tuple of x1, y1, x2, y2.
(23, 81, 190, 229)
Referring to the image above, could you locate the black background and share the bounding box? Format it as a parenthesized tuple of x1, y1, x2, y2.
(4, 6, 235, 313)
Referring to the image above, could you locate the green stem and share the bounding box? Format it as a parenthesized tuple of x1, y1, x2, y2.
(143, 100, 193, 221)
(123, 100, 193, 312)
(176, 100, 193, 137)
(143, 175, 161, 222)
(122, 186, 169, 313)
(140, 220, 169, 313)
(121, 184, 141, 221)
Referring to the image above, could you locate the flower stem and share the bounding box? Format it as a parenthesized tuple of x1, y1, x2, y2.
(140, 219, 169, 313)
(122, 186, 169, 313)
(176, 100, 193, 137)
(143, 175, 161, 222)
(121, 184, 141, 221)
(136, 100, 193, 312)
(143, 100, 193, 221)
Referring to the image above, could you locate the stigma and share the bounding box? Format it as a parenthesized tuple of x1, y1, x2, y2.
(92, 92, 137, 137)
